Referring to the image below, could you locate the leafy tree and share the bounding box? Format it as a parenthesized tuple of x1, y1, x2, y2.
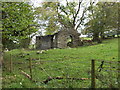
(35, 0, 90, 47)
(85, 2, 104, 42)
(85, 2, 119, 42)
(104, 2, 120, 37)
(35, 2, 59, 35)
(2, 2, 38, 49)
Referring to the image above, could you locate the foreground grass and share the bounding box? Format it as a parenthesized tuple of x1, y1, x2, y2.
(3, 38, 119, 88)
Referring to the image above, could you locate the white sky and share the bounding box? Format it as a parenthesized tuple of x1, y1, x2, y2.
(30, 0, 97, 7)
(30, 0, 69, 7)
(30, 0, 120, 7)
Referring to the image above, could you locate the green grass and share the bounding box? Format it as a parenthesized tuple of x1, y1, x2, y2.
(2, 38, 119, 88)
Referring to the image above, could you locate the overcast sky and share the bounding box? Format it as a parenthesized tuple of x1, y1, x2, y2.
(30, 0, 72, 7)
(30, 0, 98, 7)
(30, 0, 120, 6)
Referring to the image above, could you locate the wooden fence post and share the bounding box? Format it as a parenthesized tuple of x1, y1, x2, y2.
(10, 54, 12, 73)
(29, 58, 32, 80)
(109, 62, 113, 88)
(91, 59, 95, 88)
(118, 61, 120, 89)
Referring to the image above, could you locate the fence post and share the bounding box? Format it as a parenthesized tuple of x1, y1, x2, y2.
(10, 54, 12, 73)
(118, 61, 120, 89)
(91, 59, 95, 88)
(29, 58, 32, 80)
(109, 62, 113, 88)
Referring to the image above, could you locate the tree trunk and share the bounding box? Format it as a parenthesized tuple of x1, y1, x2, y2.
(100, 32, 105, 39)
(92, 33, 102, 43)
(117, 31, 120, 38)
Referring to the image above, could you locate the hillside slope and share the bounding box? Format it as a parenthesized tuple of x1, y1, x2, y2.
(3, 38, 119, 88)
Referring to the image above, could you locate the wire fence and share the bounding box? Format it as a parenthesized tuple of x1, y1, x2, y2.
(2, 54, 120, 88)
(94, 59, 119, 88)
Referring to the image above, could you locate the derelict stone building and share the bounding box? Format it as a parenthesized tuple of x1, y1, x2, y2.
(36, 29, 82, 50)
(36, 31, 69, 50)
(36, 35, 54, 50)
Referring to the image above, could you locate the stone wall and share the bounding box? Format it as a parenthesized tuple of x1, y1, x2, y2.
(55, 31, 68, 48)
(36, 30, 81, 50)
(36, 35, 54, 50)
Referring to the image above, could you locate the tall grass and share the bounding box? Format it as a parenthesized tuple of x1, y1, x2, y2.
(2, 38, 118, 88)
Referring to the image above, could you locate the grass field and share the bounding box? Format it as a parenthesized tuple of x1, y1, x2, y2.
(2, 38, 119, 88)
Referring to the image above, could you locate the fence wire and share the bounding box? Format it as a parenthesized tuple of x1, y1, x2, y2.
(95, 59, 119, 88)
(3, 54, 93, 88)
(2, 53, 119, 88)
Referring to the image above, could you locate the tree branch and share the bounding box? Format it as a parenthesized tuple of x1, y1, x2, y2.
(75, 8, 87, 30)
(65, 0, 76, 27)
(66, 0, 69, 6)
(57, 3, 73, 28)
(73, 0, 83, 26)
(43, 76, 91, 84)
(21, 70, 31, 80)
(57, 5, 68, 28)
(59, 6, 68, 16)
